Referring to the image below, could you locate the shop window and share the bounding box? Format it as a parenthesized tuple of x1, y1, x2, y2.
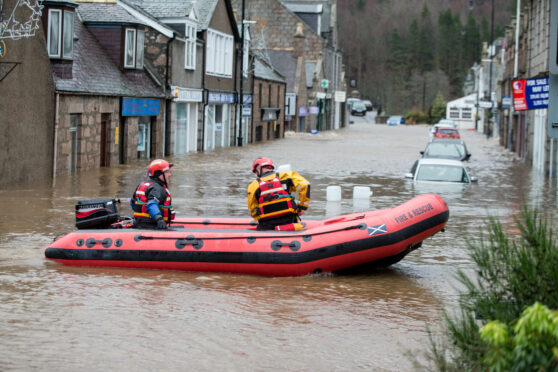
(47, 8, 74, 59)
(461, 107, 472, 119)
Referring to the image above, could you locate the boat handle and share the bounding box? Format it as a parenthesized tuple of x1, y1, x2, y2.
(271, 240, 301, 251)
(85, 238, 112, 248)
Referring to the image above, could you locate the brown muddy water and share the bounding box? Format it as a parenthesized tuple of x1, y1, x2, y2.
(1, 116, 556, 371)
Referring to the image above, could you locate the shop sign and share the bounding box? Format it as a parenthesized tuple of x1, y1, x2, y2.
(173, 87, 203, 102)
(122, 98, 160, 116)
(512, 77, 549, 111)
(242, 104, 252, 117)
(285, 93, 296, 116)
(208, 92, 235, 103)
(334, 91, 346, 102)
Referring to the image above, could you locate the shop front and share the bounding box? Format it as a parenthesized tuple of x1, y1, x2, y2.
(172, 87, 202, 154)
(120, 97, 162, 163)
(205, 92, 235, 150)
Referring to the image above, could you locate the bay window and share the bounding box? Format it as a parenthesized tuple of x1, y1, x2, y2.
(185, 22, 196, 69)
(206, 29, 233, 77)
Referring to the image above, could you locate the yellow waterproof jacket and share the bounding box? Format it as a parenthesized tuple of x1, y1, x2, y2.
(247, 171, 311, 221)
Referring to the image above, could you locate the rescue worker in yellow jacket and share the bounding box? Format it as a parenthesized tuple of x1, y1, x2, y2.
(130, 159, 175, 229)
(247, 157, 310, 231)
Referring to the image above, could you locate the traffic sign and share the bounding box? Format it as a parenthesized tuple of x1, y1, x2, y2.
(321, 79, 329, 89)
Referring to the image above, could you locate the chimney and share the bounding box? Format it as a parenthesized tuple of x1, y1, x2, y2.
(293, 22, 305, 58)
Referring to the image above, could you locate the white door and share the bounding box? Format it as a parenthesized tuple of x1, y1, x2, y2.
(187, 103, 198, 152)
(205, 105, 215, 150)
(174, 103, 187, 155)
(532, 109, 546, 171)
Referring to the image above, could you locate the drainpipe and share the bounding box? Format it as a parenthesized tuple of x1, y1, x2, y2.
(52, 92, 60, 182)
(164, 32, 176, 156)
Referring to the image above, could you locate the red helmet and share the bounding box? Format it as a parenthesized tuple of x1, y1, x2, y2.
(252, 157, 275, 173)
(148, 159, 173, 177)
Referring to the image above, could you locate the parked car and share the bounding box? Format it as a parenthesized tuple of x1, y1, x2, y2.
(437, 119, 457, 127)
(429, 121, 457, 138)
(347, 98, 361, 108)
(350, 101, 367, 116)
(387, 115, 405, 125)
(420, 139, 471, 161)
(362, 99, 373, 111)
(432, 126, 460, 139)
(406, 158, 477, 183)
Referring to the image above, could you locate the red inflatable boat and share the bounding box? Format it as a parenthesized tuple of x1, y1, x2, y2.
(45, 193, 449, 276)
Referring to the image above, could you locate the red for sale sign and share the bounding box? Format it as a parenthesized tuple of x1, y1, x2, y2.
(512, 80, 527, 110)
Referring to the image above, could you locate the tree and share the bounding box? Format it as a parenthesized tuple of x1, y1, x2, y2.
(430, 91, 446, 122)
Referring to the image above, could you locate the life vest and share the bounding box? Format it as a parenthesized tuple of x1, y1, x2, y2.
(132, 181, 175, 222)
(257, 173, 296, 221)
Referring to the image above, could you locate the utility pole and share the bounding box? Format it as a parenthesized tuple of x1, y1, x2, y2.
(237, 0, 246, 147)
(487, 0, 495, 138)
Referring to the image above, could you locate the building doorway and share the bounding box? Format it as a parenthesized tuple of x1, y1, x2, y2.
(100, 113, 111, 167)
(69, 114, 80, 174)
(138, 116, 152, 159)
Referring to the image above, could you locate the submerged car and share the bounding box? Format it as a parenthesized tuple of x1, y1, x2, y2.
(387, 115, 405, 125)
(420, 139, 471, 161)
(429, 122, 457, 138)
(432, 126, 460, 140)
(406, 158, 477, 183)
(350, 101, 367, 116)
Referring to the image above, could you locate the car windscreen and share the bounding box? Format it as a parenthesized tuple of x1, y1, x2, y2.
(438, 128, 458, 135)
(424, 143, 465, 158)
(416, 164, 469, 182)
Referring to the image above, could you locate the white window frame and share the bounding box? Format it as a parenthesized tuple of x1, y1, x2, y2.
(62, 11, 74, 59)
(47, 9, 62, 58)
(124, 28, 136, 68)
(206, 29, 233, 77)
(184, 21, 196, 70)
(136, 29, 144, 69)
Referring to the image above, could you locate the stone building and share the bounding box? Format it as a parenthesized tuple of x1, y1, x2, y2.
(230, 0, 345, 133)
(251, 58, 287, 142)
(48, 0, 165, 176)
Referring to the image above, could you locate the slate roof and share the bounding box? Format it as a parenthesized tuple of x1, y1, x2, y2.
(77, 2, 146, 25)
(195, 0, 219, 30)
(254, 57, 286, 83)
(122, 0, 195, 20)
(53, 13, 164, 97)
(265, 50, 296, 92)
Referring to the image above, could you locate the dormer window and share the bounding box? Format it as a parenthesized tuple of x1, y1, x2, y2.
(47, 8, 74, 59)
(124, 28, 144, 69)
(184, 21, 196, 70)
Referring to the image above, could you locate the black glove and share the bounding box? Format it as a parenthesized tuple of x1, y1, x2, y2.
(155, 216, 167, 230)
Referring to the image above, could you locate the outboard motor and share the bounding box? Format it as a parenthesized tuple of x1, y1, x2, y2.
(75, 198, 120, 229)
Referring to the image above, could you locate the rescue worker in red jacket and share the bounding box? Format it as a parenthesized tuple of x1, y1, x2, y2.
(247, 157, 310, 231)
(130, 159, 175, 229)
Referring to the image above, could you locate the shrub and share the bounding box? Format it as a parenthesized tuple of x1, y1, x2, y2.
(424, 207, 557, 371)
(479, 302, 558, 371)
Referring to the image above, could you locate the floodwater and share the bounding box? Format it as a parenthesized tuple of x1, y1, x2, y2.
(1, 116, 557, 371)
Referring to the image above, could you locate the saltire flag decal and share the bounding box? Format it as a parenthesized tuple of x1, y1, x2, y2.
(368, 224, 387, 236)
